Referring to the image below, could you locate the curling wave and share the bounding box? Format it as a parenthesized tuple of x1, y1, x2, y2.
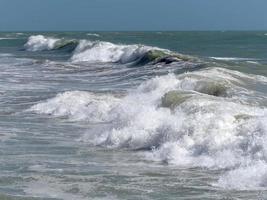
(70, 40, 194, 65)
(24, 35, 78, 52)
(23, 36, 195, 65)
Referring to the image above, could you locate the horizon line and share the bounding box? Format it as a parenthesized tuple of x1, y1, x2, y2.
(1, 30, 267, 32)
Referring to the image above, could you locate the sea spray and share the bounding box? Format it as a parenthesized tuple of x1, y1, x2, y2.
(29, 67, 267, 189)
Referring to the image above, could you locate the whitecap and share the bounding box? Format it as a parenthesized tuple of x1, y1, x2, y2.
(86, 33, 100, 37)
(24, 35, 60, 51)
(29, 91, 121, 122)
(70, 40, 164, 63)
(24, 35, 78, 51)
(210, 57, 255, 61)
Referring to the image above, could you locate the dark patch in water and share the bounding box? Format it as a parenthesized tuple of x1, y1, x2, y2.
(196, 82, 228, 97)
(161, 91, 192, 109)
(54, 40, 79, 53)
(132, 50, 195, 66)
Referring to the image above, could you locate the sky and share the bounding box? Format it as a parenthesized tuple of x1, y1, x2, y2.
(0, 0, 267, 31)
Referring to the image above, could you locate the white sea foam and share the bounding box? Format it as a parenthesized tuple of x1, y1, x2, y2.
(24, 36, 173, 64)
(29, 91, 120, 122)
(30, 67, 267, 190)
(71, 40, 163, 63)
(24, 35, 60, 51)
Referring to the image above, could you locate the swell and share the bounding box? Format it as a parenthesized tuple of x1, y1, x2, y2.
(23, 35, 196, 66)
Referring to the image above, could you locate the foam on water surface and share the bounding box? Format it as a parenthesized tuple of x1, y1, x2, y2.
(24, 35, 78, 52)
(24, 35, 60, 51)
(3, 32, 267, 199)
(70, 40, 163, 63)
(29, 67, 267, 190)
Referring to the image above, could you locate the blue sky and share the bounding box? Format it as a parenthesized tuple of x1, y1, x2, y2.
(0, 0, 267, 31)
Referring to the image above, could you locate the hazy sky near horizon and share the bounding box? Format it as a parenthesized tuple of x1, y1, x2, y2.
(1, 0, 267, 31)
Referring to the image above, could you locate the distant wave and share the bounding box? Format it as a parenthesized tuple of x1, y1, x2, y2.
(0, 37, 16, 40)
(24, 35, 78, 51)
(23, 35, 195, 65)
(210, 57, 255, 61)
(86, 33, 100, 37)
(246, 60, 260, 65)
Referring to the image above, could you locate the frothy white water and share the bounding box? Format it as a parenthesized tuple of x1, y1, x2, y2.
(24, 36, 175, 65)
(23, 36, 168, 64)
(24, 35, 60, 51)
(30, 67, 267, 190)
(29, 91, 120, 122)
(70, 40, 163, 63)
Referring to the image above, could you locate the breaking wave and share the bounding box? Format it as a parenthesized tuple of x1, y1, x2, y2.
(24, 35, 194, 65)
(24, 35, 78, 51)
(70, 40, 158, 63)
(29, 91, 120, 122)
(29, 67, 267, 190)
(70, 40, 194, 65)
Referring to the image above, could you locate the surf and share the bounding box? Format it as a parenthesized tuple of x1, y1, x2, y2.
(24, 35, 78, 52)
(24, 35, 197, 66)
(29, 67, 267, 190)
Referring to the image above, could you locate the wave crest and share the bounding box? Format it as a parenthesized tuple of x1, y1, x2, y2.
(70, 40, 195, 65)
(70, 40, 163, 64)
(24, 35, 78, 52)
(24, 36, 195, 66)
(29, 91, 120, 122)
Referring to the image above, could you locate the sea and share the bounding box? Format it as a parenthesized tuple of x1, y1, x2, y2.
(0, 31, 267, 200)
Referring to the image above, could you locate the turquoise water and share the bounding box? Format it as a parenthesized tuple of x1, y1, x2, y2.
(0, 32, 267, 199)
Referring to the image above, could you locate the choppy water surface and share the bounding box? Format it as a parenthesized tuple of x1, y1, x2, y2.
(1, 32, 267, 199)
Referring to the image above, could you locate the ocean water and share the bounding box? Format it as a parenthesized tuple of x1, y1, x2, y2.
(0, 31, 267, 199)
